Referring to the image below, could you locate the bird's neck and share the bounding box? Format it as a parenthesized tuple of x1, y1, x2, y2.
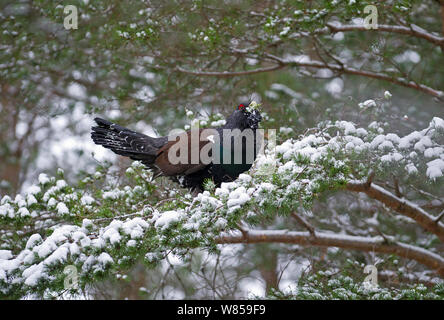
(223, 112, 248, 130)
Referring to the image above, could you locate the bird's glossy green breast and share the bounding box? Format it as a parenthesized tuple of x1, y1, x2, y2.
(216, 142, 254, 178)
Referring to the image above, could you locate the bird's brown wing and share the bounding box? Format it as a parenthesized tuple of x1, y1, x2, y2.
(154, 128, 217, 176)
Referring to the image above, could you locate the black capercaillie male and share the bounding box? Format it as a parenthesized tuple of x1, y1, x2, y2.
(91, 101, 263, 192)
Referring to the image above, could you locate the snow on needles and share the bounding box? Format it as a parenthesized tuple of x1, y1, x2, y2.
(0, 217, 151, 290)
(0, 117, 443, 296)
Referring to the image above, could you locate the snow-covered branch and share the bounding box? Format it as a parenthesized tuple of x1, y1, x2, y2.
(217, 229, 444, 277)
(324, 23, 444, 48)
(267, 53, 444, 99)
(175, 65, 286, 77)
(176, 55, 444, 100)
(347, 180, 444, 242)
(1, 114, 443, 297)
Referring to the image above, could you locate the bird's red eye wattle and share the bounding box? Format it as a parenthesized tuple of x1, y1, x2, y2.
(238, 104, 245, 110)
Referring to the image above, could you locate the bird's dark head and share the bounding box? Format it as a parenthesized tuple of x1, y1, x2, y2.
(229, 101, 263, 130)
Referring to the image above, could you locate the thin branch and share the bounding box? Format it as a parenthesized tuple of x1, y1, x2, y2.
(378, 270, 442, 287)
(436, 210, 444, 224)
(393, 176, 402, 198)
(366, 169, 375, 186)
(236, 222, 249, 241)
(410, 184, 442, 202)
(346, 179, 444, 242)
(175, 64, 285, 77)
(176, 54, 444, 100)
(325, 22, 444, 48)
(266, 53, 444, 100)
(216, 229, 444, 277)
(291, 212, 316, 237)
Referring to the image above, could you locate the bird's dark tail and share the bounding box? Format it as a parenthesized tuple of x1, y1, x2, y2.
(91, 117, 162, 166)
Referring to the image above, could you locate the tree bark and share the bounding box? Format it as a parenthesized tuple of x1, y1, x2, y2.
(346, 180, 444, 242)
(217, 230, 444, 277)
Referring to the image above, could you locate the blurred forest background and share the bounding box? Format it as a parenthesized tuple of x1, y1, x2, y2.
(1, 0, 444, 299)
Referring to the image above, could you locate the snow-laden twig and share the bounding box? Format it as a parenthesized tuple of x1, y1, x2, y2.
(324, 23, 444, 48)
(176, 54, 444, 100)
(346, 180, 444, 242)
(216, 229, 444, 277)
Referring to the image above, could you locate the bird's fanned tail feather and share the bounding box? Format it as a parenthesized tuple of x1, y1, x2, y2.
(91, 117, 161, 167)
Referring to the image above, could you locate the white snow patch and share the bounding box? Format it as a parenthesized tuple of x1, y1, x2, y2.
(56, 202, 69, 215)
(154, 211, 183, 229)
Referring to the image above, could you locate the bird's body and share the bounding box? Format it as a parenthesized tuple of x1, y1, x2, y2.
(91, 102, 263, 192)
